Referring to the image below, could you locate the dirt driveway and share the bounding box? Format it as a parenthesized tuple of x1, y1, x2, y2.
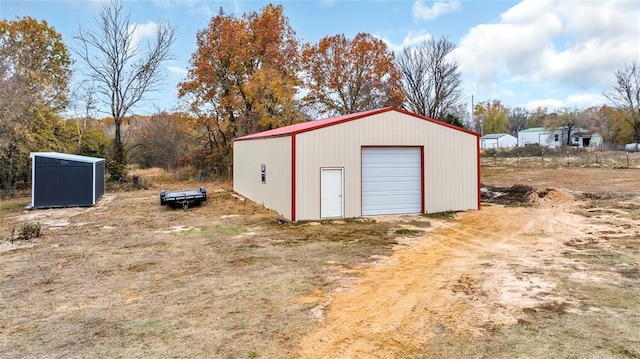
(1, 167, 640, 358)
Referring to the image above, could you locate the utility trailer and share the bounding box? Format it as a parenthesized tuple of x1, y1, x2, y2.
(160, 187, 207, 209)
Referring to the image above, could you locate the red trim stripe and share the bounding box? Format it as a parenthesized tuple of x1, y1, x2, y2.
(291, 134, 297, 222)
(477, 135, 481, 210)
(234, 107, 480, 142)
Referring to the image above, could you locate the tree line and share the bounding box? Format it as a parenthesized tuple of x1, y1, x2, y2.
(1, 1, 638, 193)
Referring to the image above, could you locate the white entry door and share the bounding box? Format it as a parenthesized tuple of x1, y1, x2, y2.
(321, 168, 343, 219)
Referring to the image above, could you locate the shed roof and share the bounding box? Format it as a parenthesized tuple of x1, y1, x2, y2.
(31, 152, 104, 164)
(519, 127, 547, 133)
(481, 133, 512, 139)
(234, 107, 479, 141)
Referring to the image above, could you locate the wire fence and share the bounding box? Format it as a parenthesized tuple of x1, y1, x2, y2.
(481, 149, 640, 169)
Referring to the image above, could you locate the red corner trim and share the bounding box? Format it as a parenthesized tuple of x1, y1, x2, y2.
(477, 135, 481, 210)
(291, 134, 297, 222)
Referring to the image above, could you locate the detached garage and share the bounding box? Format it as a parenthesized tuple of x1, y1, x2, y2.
(233, 107, 480, 221)
(31, 152, 105, 208)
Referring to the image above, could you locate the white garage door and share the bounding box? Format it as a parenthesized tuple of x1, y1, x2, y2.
(362, 147, 422, 216)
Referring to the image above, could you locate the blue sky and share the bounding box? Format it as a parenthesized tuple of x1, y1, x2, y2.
(2, 0, 639, 117)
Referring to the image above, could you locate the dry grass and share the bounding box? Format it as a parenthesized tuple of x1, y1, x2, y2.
(0, 179, 402, 358)
(1, 166, 639, 358)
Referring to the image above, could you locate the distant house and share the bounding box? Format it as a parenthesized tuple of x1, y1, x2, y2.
(518, 127, 602, 148)
(517, 127, 567, 148)
(570, 131, 603, 148)
(480, 133, 517, 149)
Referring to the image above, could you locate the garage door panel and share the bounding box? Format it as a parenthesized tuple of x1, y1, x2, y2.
(362, 183, 421, 192)
(362, 147, 422, 216)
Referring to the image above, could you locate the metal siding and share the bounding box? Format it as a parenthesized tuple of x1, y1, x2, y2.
(296, 112, 478, 220)
(233, 136, 292, 219)
(33, 156, 94, 207)
(94, 160, 105, 204)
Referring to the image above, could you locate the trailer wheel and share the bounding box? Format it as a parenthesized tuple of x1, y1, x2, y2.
(160, 190, 166, 205)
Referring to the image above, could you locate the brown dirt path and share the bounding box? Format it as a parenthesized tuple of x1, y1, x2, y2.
(294, 203, 592, 358)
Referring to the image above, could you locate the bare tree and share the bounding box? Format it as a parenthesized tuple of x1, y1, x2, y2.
(544, 108, 588, 146)
(397, 36, 462, 120)
(73, 0, 176, 180)
(508, 107, 530, 135)
(606, 61, 640, 144)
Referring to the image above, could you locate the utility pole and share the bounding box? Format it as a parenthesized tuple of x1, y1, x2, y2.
(471, 94, 475, 133)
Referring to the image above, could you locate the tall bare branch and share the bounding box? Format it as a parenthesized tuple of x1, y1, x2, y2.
(397, 36, 462, 121)
(606, 61, 640, 143)
(73, 0, 176, 180)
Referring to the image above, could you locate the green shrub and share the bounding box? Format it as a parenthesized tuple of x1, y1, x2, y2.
(395, 228, 420, 235)
(17, 222, 42, 240)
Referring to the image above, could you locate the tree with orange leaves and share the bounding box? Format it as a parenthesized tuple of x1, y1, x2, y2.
(301, 33, 404, 116)
(178, 4, 302, 175)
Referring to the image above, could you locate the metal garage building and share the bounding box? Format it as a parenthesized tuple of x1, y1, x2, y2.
(31, 152, 105, 208)
(233, 107, 480, 222)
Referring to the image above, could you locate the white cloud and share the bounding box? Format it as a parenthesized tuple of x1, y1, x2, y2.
(523, 93, 607, 111)
(167, 66, 188, 77)
(377, 29, 432, 53)
(565, 93, 607, 109)
(412, 0, 460, 21)
(524, 98, 565, 111)
(456, 0, 640, 95)
(128, 22, 159, 50)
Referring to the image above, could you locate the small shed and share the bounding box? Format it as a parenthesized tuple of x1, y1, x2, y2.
(233, 107, 480, 221)
(480, 133, 517, 149)
(30, 152, 105, 208)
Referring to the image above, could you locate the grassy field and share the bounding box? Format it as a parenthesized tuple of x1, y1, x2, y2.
(1, 166, 639, 358)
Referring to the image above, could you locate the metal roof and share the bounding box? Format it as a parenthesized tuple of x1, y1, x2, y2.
(481, 133, 511, 139)
(30, 152, 105, 164)
(519, 127, 547, 133)
(234, 107, 479, 141)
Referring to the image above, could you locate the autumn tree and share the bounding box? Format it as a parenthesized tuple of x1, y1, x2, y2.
(179, 4, 301, 175)
(0, 17, 72, 192)
(73, 0, 177, 180)
(128, 112, 193, 170)
(606, 61, 640, 144)
(593, 105, 634, 146)
(396, 36, 462, 120)
(473, 99, 509, 135)
(528, 107, 549, 128)
(301, 33, 404, 116)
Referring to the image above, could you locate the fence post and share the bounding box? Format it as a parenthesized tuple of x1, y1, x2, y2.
(596, 152, 598, 165)
(627, 152, 630, 167)
(566, 151, 569, 166)
(517, 153, 520, 167)
(541, 151, 544, 165)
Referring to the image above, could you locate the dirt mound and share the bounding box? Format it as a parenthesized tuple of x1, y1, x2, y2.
(526, 187, 574, 205)
(481, 184, 535, 205)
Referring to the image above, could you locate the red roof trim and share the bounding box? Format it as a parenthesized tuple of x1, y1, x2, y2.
(233, 107, 480, 141)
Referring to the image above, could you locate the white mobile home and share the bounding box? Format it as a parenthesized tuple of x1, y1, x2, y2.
(233, 107, 480, 221)
(517, 127, 567, 148)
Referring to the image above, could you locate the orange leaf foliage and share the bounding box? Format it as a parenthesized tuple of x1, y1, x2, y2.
(178, 4, 301, 143)
(301, 33, 404, 116)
